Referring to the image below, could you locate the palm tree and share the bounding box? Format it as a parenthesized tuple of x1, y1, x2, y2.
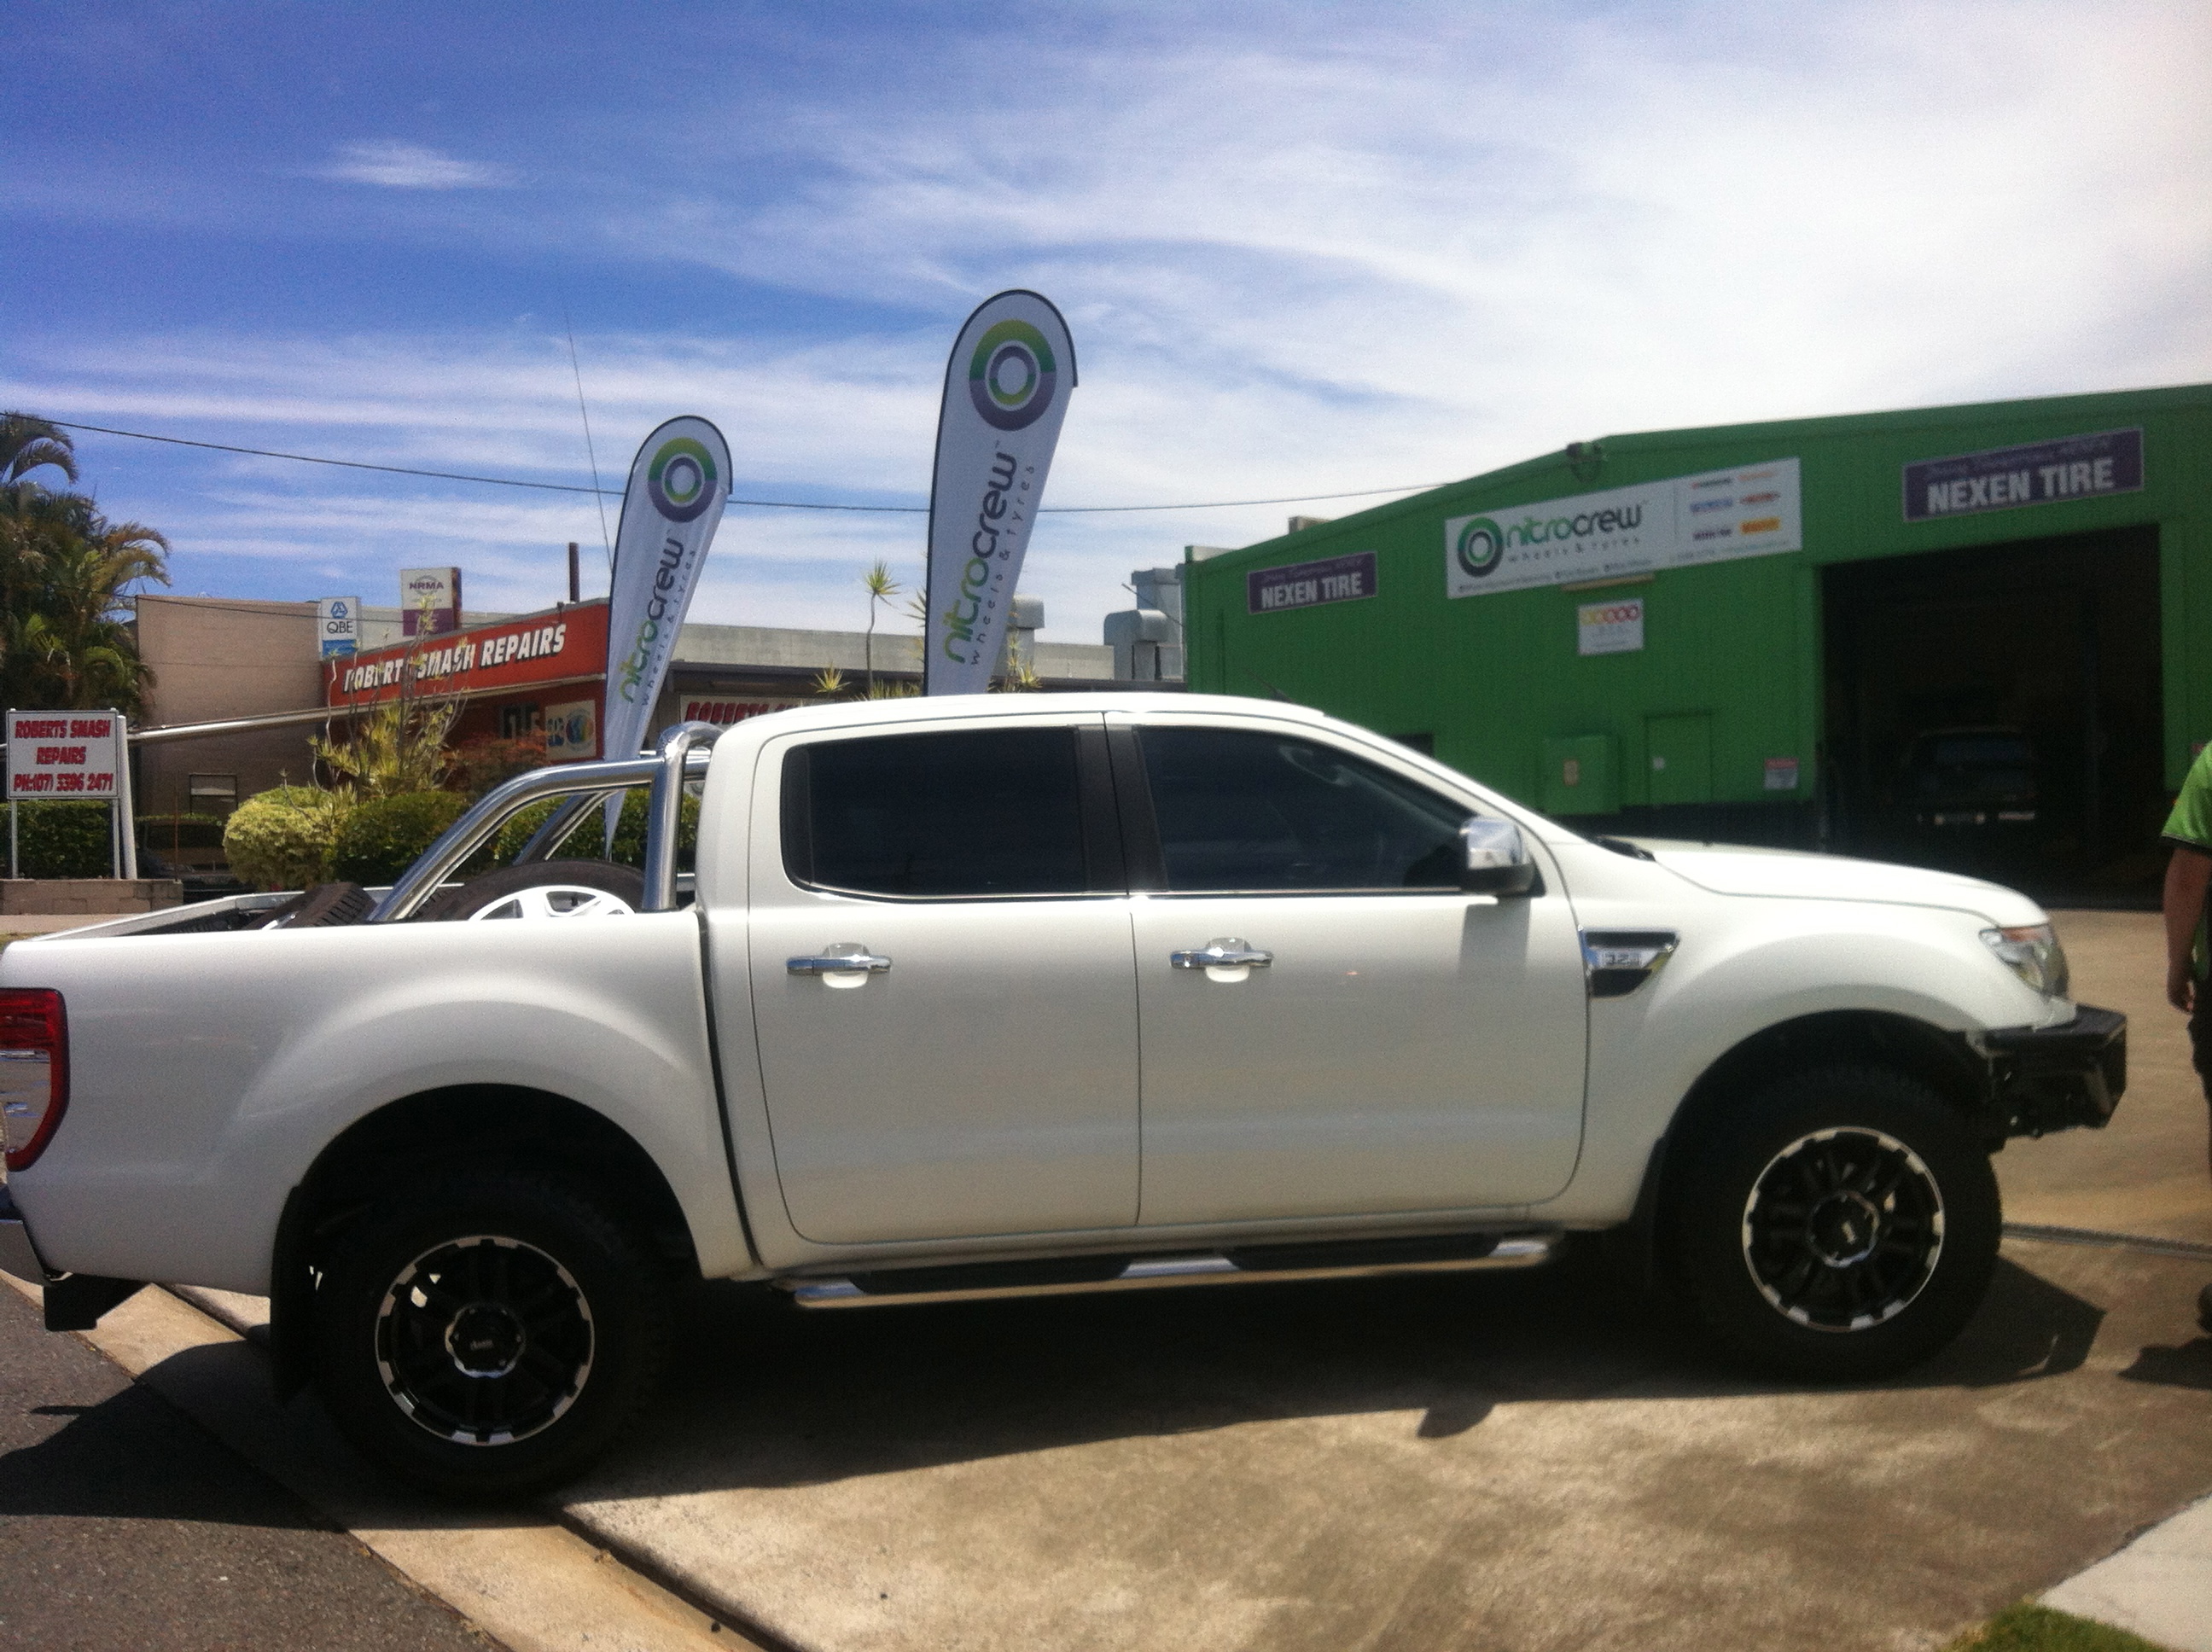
(0, 425, 170, 718)
(861, 559, 901, 695)
(0, 502, 170, 716)
(0, 412, 78, 506)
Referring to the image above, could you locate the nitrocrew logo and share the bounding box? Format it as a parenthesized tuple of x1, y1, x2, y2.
(1455, 516, 1505, 579)
(968, 319, 1057, 431)
(647, 437, 717, 523)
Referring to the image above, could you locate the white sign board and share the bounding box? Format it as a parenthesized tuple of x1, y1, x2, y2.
(1447, 458, 1802, 598)
(9, 710, 121, 800)
(318, 596, 360, 659)
(1576, 597, 1645, 655)
(400, 567, 462, 636)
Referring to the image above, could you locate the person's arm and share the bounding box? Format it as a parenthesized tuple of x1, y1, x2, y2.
(2164, 846, 2212, 1012)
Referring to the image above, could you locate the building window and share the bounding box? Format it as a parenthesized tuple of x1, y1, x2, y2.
(188, 774, 239, 815)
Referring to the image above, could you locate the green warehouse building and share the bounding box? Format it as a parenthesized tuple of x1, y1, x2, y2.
(1182, 383, 2211, 896)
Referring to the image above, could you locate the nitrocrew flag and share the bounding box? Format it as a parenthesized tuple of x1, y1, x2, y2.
(923, 291, 1076, 695)
(602, 416, 731, 759)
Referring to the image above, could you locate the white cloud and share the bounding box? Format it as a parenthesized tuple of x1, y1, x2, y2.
(16, 2, 2212, 640)
(317, 140, 515, 189)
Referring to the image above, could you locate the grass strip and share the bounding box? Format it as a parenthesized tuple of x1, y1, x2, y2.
(1946, 1603, 2177, 1652)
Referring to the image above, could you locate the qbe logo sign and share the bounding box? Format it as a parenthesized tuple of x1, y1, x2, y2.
(9, 712, 122, 798)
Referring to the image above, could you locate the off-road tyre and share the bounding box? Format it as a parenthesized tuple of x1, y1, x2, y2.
(416, 859, 644, 922)
(312, 1166, 672, 1500)
(1662, 1064, 2000, 1382)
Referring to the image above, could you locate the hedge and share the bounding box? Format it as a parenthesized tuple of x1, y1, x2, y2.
(329, 790, 473, 886)
(7, 800, 115, 878)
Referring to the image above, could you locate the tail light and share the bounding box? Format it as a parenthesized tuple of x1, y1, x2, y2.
(0, 990, 68, 1172)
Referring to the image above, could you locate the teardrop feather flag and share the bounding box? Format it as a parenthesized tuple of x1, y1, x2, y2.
(923, 292, 1077, 695)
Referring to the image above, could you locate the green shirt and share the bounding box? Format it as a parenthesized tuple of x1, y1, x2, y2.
(2162, 743, 2212, 980)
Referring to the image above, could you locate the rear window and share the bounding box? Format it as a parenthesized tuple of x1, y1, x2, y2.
(782, 727, 1090, 899)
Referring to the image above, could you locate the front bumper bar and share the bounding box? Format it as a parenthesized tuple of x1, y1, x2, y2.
(1978, 1004, 2127, 1137)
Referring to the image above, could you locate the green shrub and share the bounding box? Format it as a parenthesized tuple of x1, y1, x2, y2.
(224, 787, 349, 892)
(492, 789, 699, 870)
(11, 800, 115, 878)
(330, 790, 472, 886)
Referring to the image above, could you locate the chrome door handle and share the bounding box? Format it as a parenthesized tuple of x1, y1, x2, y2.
(789, 951, 892, 974)
(1171, 939, 1273, 969)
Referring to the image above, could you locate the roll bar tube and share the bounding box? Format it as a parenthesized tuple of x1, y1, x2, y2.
(642, 721, 724, 913)
(368, 721, 724, 922)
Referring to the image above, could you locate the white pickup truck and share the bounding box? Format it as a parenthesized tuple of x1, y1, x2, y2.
(0, 693, 2124, 1497)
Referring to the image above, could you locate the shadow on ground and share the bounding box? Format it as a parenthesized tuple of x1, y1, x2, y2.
(582, 1244, 2110, 1498)
(0, 1244, 2111, 1526)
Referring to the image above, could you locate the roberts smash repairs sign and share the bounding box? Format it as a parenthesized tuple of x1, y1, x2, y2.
(1445, 459, 1802, 597)
(9, 712, 120, 798)
(1248, 550, 1377, 614)
(1902, 427, 2142, 522)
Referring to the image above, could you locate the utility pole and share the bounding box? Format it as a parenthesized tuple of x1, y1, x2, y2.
(567, 542, 580, 604)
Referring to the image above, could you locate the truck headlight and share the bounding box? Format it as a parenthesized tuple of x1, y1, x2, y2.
(1980, 924, 2070, 998)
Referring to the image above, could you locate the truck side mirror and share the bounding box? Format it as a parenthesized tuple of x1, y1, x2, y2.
(1460, 817, 1537, 897)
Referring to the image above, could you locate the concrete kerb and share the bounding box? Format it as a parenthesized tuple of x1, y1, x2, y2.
(2043, 1493, 2212, 1651)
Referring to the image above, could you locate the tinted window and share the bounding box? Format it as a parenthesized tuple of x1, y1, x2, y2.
(785, 728, 1089, 898)
(1140, 728, 1468, 892)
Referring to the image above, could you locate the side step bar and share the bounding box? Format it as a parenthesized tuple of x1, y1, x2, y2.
(782, 1231, 1562, 1310)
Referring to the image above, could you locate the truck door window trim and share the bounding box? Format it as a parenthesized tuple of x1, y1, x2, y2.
(779, 723, 1129, 904)
(1121, 724, 1484, 899)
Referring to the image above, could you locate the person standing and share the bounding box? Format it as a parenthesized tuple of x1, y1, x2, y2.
(2159, 742, 2212, 1330)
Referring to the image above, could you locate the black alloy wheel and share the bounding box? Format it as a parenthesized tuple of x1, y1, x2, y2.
(1664, 1064, 2000, 1381)
(314, 1167, 672, 1499)
(375, 1234, 594, 1446)
(1740, 1126, 1944, 1332)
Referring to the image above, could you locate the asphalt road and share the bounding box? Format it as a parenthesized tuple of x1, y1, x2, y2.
(0, 1283, 498, 1651)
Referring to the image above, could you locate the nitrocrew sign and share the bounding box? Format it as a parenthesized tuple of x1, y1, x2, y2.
(646, 436, 718, 522)
(924, 290, 1078, 696)
(602, 416, 732, 763)
(1452, 517, 1506, 580)
(1444, 459, 1802, 597)
(968, 319, 1059, 432)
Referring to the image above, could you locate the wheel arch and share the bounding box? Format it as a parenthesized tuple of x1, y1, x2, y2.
(268, 1083, 698, 1399)
(1615, 1009, 1993, 1288)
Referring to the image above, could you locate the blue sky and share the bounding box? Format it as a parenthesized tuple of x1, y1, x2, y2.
(7, 1, 2208, 640)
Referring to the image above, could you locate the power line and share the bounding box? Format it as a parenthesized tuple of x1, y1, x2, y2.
(50, 420, 1447, 515)
(562, 311, 614, 567)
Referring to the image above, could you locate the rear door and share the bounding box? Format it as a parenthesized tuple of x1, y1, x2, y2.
(747, 713, 1140, 1243)
(1117, 718, 1588, 1226)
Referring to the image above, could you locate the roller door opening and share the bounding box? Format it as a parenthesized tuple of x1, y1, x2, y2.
(1822, 525, 2163, 904)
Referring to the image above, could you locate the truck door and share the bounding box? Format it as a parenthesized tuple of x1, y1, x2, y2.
(1116, 719, 1588, 1226)
(746, 714, 1139, 1243)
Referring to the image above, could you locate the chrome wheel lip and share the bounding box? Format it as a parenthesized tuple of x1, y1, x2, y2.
(375, 1233, 596, 1447)
(1740, 1126, 1945, 1334)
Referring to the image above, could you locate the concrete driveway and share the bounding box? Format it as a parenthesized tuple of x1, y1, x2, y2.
(543, 908, 2212, 1652)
